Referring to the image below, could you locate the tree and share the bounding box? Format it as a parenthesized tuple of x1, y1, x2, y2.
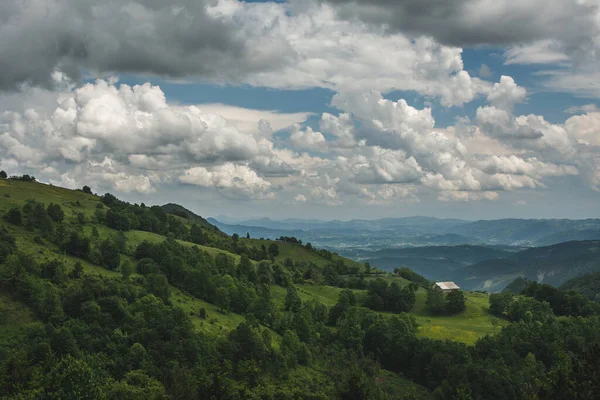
(284, 285, 302, 312)
(76, 212, 87, 225)
(216, 287, 230, 313)
(189, 224, 205, 245)
(46, 355, 105, 400)
(489, 292, 513, 316)
(0, 170, 6, 179)
(5, 207, 22, 225)
(146, 274, 170, 303)
(237, 254, 255, 281)
(100, 239, 120, 270)
(82, 185, 92, 194)
(446, 290, 466, 314)
(47, 203, 65, 223)
(427, 286, 446, 315)
(246, 232, 250, 239)
(70, 262, 84, 279)
(268, 243, 280, 258)
(121, 260, 133, 280)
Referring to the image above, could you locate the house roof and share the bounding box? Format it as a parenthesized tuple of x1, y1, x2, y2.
(435, 282, 460, 290)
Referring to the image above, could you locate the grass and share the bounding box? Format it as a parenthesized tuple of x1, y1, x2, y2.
(0, 179, 101, 221)
(298, 284, 368, 306)
(240, 238, 364, 271)
(298, 282, 507, 345)
(170, 288, 246, 336)
(123, 229, 242, 262)
(411, 289, 508, 345)
(0, 292, 36, 344)
(377, 370, 433, 399)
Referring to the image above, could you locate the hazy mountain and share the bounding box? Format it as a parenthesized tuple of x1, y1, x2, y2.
(457, 241, 600, 291)
(210, 216, 600, 250)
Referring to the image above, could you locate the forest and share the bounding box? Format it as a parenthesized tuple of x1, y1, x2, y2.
(1, 176, 600, 399)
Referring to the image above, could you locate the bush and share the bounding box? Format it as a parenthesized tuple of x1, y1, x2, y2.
(5, 207, 22, 225)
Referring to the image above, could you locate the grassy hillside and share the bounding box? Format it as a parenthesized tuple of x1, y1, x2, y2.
(241, 237, 365, 270)
(0, 178, 520, 399)
(0, 179, 506, 345)
(411, 289, 507, 344)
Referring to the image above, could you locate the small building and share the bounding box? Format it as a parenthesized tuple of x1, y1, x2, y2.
(433, 282, 460, 292)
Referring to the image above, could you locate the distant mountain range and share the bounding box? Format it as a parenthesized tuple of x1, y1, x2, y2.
(208, 216, 600, 250)
(365, 241, 600, 292)
(209, 216, 600, 292)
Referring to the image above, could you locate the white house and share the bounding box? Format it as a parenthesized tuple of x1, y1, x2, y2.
(433, 282, 460, 293)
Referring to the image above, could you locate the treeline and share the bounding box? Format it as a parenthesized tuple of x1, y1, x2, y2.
(491, 281, 600, 322)
(0, 172, 36, 182)
(364, 278, 418, 313)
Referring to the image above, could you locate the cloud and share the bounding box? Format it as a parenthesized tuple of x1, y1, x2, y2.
(0, 0, 263, 91)
(0, 79, 307, 195)
(438, 191, 499, 202)
(194, 104, 312, 136)
(565, 104, 599, 114)
(0, 0, 488, 106)
(320, 0, 599, 48)
(289, 125, 327, 150)
(504, 40, 570, 65)
(180, 163, 272, 198)
(487, 76, 527, 112)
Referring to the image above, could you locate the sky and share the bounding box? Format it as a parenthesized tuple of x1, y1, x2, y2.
(1, 0, 600, 220)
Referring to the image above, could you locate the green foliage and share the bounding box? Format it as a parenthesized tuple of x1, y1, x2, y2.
(46, 203, 65, 223)
(121, 260, 133, 280)
(426, 286, 446, 315)
(0, 227, 16, 263)
(46, 355, 106, 400)
(99, 239, 121, 270)
(5, 207, 22, 225)
(445, 290, 466, 314)
(561, 271, 600, 302)
(268, 243, 280, 258)
(285, 285, 302, 312)
(523, 281, 600, 316)
(395, 267, 431, 288)
(0, 170, 6, 179)
(503, 276, 531, 294)
(5, 178, 600, 399)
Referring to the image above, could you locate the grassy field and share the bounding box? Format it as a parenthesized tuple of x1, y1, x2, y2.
(298, 282, 506, 345)
(411, 289, 508, 345)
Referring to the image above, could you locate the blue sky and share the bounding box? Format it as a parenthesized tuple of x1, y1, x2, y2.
(1, 0, 600, 220)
